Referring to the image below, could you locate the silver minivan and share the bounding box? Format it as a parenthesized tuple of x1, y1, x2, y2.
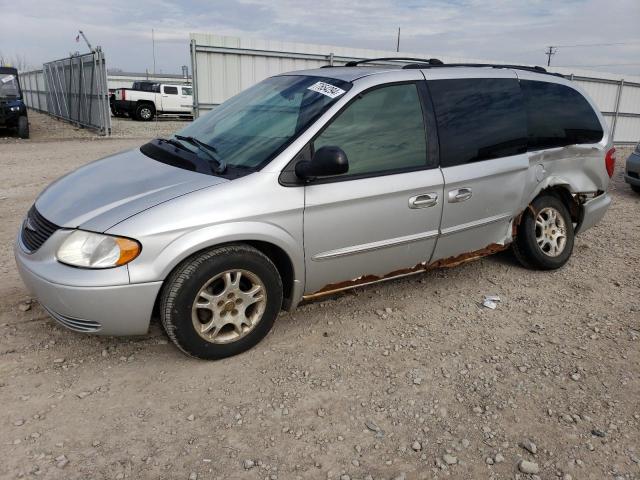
(15, 59, 614, 359)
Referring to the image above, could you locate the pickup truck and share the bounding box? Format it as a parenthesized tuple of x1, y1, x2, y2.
(110, 81, 193, 121)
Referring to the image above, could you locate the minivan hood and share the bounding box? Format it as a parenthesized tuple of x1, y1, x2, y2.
(35, 148, 227, 232)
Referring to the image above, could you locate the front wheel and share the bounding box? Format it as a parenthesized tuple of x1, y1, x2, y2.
(160, 245, 283, 359)
(512, 194, 575, 270)
(631, 184, 640, 194)
(17, 116, 29, 139)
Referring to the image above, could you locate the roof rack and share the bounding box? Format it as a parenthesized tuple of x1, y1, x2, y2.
(419, 63, 548, 73)
(333, 58, 563, 77)
(343, 57, 444, 67)
(426, 63, 565, 77)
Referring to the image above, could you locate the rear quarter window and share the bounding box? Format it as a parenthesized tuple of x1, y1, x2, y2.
(521, 80, 603, 150)
(428, 78, 527, 167)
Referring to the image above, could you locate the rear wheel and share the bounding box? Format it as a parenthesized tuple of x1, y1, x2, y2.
(631, 184, 640, 194)
(17, 116, 29, 139)
(135, 103, 154, 121)
(513, 194, 575, 270)
(160, 245, 283, 360)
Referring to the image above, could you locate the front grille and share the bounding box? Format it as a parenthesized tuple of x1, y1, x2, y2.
(42, 306, 102, 333)
(21, 206, 59, 252)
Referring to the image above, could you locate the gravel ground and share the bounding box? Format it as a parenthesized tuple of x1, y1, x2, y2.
(0, 114, 638, 480)
(0, 110, 190, 143)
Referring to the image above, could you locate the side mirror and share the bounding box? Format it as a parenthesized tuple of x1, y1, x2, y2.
(295, 146, 348, 179)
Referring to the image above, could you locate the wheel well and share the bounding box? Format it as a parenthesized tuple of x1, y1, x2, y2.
(539, 186, 579, 223)
(243, 240, 295, 309)
(136, 100, 155, 111)
(151, 241, 296, 321)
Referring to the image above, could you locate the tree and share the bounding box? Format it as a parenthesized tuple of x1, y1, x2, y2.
(0, 53, 31, 71)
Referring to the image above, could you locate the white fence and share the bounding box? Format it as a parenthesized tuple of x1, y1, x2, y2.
(21, 49, 111, 136)
(20, 69, 48, 113)
(190, 33, 640, 144)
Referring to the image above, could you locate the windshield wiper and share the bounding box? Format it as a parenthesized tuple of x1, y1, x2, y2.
(174, 135, 226, 174)
(158, 137, 192, 152)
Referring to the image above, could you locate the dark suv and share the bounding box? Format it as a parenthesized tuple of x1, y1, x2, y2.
(0, 67, 29, 139)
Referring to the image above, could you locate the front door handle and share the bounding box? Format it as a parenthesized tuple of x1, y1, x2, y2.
(409, 193, 439, 209)
(448, 188, 473, 203)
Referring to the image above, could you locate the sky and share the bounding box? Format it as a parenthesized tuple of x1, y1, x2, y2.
(1, 0, 639, 76)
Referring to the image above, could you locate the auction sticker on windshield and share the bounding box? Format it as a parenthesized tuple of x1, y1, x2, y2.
(307, 81, 346, 98)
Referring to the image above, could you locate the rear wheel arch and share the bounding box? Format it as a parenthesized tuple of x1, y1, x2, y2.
(538, 185, 580, 223)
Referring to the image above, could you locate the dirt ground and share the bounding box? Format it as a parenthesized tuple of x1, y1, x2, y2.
(0, 111, 190, 143)
(0, 113, 638, 480)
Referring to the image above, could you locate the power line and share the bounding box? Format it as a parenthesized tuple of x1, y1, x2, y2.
(556, 63, 640, 67)
(553, 41, 640, 48)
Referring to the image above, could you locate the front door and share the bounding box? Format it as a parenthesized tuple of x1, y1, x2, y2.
(426, 75, 530, 261)
(302, 82, 444, 294)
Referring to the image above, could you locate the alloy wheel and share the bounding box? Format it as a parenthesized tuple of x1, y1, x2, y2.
(535, 207, 567, 257)
(191, 269, 267, 344)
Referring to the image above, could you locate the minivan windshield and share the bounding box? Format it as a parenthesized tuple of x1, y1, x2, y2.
(0, 74, 21, 98)
(174, 75, 351, 170)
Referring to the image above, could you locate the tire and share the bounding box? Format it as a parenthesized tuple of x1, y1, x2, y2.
(160, 245, 283, 360)
(512, 194, 575, 270)
(135, 103, 154, 121)
(17, 116, 29, 139)
(631, 184, 640, 194)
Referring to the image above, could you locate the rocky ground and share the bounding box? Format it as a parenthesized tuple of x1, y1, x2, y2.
(0, 113, 638, 480)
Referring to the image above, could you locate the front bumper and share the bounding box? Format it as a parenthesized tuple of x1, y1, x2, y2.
(0, 110, 20, 127)
(576, 192, 611, 234)
(14, 234, 162, 336)
(624, 152, 640, 187)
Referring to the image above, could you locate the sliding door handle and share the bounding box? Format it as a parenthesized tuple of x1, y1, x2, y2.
(448, 188, 472, 203)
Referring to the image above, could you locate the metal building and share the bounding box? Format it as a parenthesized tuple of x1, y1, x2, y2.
(190, 33, 640, 145)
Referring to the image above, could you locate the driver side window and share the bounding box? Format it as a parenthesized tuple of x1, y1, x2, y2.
(313, 83, 427, 177)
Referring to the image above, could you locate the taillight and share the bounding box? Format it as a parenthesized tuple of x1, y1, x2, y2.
(605, 147, 616, 178)
(121, 89, 126, 101)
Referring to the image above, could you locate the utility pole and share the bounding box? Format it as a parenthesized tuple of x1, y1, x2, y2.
(545, 46, 557, 66)
(396, 27, 401, 52)
(152, 28, 157, 75)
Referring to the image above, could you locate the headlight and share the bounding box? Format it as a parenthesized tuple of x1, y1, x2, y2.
(56, 231, 141, 268)
(10, 106, 20, 112)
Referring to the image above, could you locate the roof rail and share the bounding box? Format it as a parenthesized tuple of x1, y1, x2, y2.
(333, 58, 564, 77)
(423, 63, 565, 77)
(421, 63, 546, 72)
(343, 57, 444, 67)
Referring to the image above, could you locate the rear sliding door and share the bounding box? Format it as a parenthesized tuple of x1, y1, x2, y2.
(425, 72, 529, 261)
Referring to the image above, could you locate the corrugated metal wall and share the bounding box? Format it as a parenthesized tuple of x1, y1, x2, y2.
(190, 33, 640, 144)
(21, 49, 111, 136)
(20, 69, 48, 113)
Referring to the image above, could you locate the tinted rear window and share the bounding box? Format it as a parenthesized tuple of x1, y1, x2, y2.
(521, 80, 603, 150)
(428, 78, 527, 167)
